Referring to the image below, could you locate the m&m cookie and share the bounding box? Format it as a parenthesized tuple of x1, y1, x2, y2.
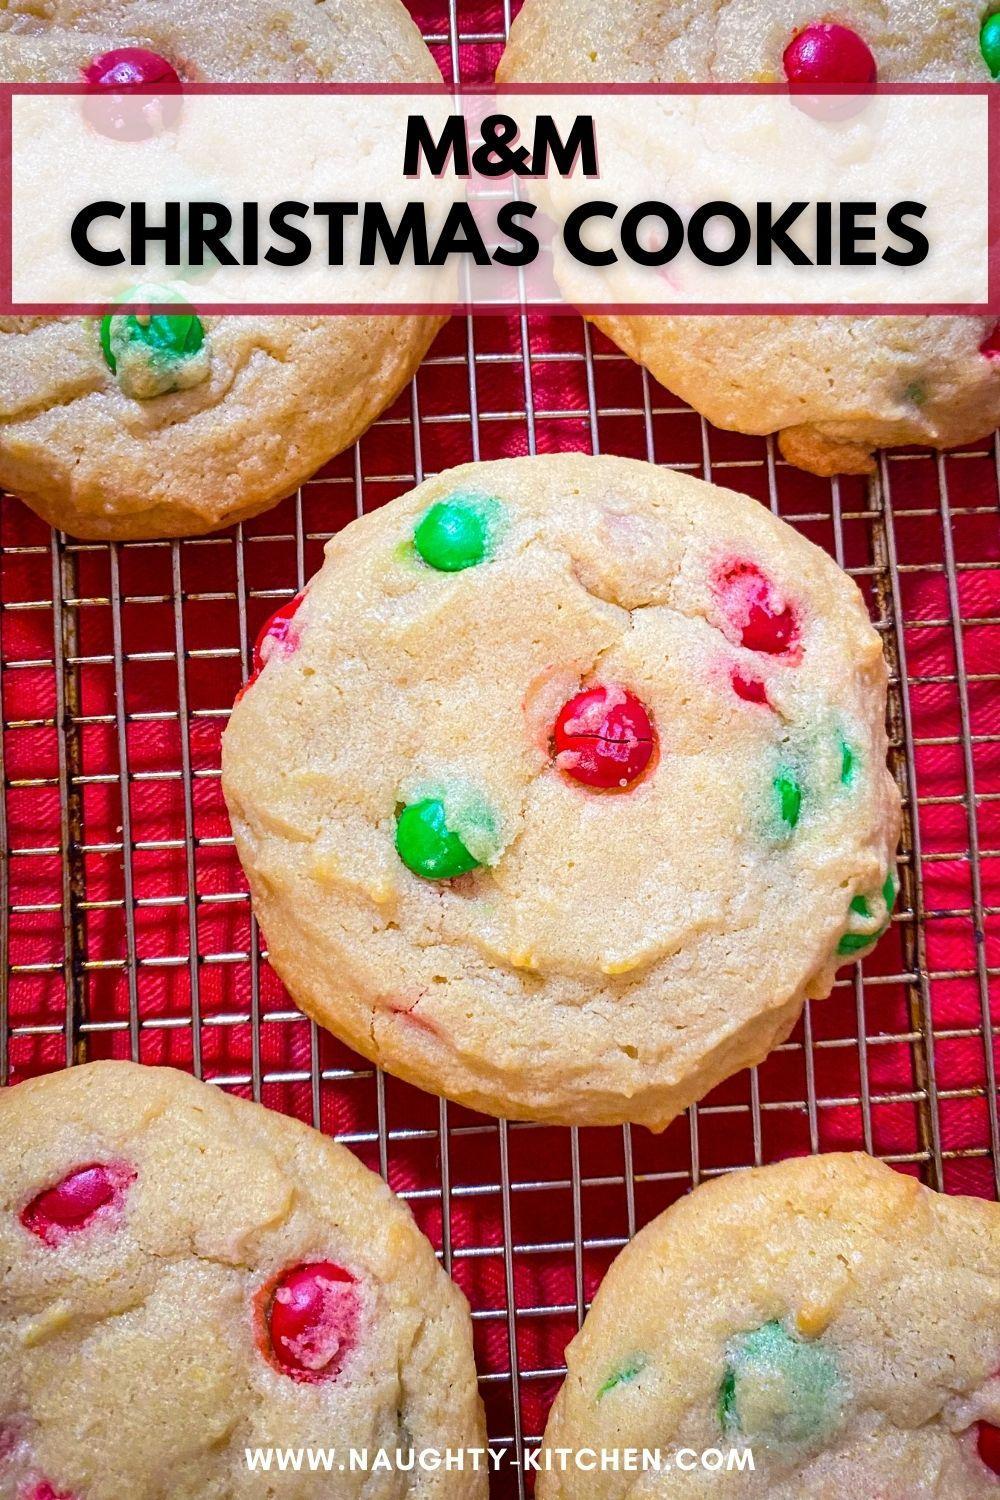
(0, 1062, 486, 1499)
(498, 3, 1000, 476)
(538, 1153, 1000, 1496)
(222, 455, 901, 1129)
(0, 0, 441, 539)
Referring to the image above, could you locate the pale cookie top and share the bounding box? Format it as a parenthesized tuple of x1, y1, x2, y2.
(498, 1, 1000, 477)
(222, 455, 901, 1129)
(499, 0, 986, 84)
(0, 1061, 486, 1500)
(0, 0, 440, 539)
(539, 1153, 1000, 1498)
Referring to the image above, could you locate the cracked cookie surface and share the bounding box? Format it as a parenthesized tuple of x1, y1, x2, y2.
(497, 0, 1000, 476)
(538, 1153, 1000, 1498)
(0, 0, 442, 540)
(221, 454, 901, 1129)
(0, 1061, 486, 1500)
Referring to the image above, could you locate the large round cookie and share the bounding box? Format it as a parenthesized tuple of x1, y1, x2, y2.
(0, 1061, 486, 1500)
(221, 454, 901, 1129)
(538, 1153, 1000, 1497)
(497, 1, 1000, 477)
(0, 0, 442, 540)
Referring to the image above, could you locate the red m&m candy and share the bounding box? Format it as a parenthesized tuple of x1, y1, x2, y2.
(82, 48, 182, 141)
(252, 592, 306, 676)
(980, 324, 1000, 360)
(84, 47, 181, 92)
(732, 669, 769, 705)
(258, 1261, 361, 1383)
(553, 685, 655, 791)
(235, 591, 307, 704)
(783, 24, 877, 87)
(977, 1421, 1000, 1476)
(716, 561, 799, 656)
(20, 1163, 136, 1247)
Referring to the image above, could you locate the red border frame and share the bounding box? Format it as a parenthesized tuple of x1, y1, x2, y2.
(2, 80, 995, 317)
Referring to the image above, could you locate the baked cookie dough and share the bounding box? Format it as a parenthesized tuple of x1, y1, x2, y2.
(0, 0, 443, 539)
(497, 1, 1000, 476)
(0, 1060, 486, 1500)
(221, 454, 901, 1129)
(538, 1153, 1000, 1497)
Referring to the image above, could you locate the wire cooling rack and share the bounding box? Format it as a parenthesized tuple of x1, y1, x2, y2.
(1, 1, 998, 1489)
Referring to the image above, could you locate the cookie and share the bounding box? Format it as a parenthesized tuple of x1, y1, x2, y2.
(538, 1153, 1000, 1497)
(0, 0, 442, 540)
(0, 1061, 487, 1500)
(221, 454, 901, 1129)
(497, 1, 1000, 476)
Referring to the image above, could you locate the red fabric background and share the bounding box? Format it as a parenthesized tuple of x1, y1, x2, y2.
(0, 0, 998, 1474)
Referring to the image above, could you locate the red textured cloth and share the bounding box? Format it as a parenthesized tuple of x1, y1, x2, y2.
(1, 0, 998, 1472)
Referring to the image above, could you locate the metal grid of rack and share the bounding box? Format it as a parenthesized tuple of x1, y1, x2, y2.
(1, 1, 999, 1490)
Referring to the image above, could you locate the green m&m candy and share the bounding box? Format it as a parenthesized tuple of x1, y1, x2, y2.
(597, 1353, 647, 1399)
(395, 798, 481, 880)
(718, 1320, 841, 1446)
(774, 767, 802, 831)
(837, 870, 897, 956)
(981, 10, 1000, 75)
(412, 494, 504, 572)
(839, 740, 856, 786)
(836, 929, 876, 956)
(100, 285, 208, 399)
